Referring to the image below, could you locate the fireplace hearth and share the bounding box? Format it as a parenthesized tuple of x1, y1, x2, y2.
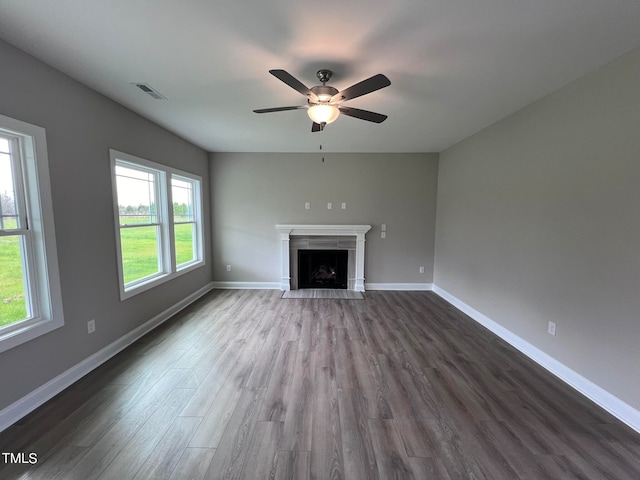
(298, 250, 348, 289)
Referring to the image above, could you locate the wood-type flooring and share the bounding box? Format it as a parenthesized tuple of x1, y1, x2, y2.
(1, 289, 639, 479)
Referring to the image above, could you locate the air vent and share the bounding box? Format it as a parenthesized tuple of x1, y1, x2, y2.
(133, 83, 166, 100)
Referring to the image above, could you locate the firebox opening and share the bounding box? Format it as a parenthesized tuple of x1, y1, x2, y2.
(298, 250, 348, 289)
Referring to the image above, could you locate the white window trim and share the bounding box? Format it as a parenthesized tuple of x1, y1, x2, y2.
(109, 149, 204, 300)
(0, 114, 64, 353)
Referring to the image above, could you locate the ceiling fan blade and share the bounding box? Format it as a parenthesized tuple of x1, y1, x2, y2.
(269, 69, 315, 98)
(253, 106, 305, 114)
(331, 74, 391, 103)
(311, 122, 323, 132)
(338, 106, 388, 123)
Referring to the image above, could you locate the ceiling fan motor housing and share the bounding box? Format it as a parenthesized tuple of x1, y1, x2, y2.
(310, 85, 339, 103)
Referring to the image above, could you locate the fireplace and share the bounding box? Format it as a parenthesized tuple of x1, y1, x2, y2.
(298, 250, 348, 289)
(275, 225, 372, 291)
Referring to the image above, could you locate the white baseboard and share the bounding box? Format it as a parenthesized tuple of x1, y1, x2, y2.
(211, 281, 435, 292)
(432, 284, 640, 434)
(211, 281, 281, 289)
(0, 282, 215, 433)
(365, 283, 433, 291)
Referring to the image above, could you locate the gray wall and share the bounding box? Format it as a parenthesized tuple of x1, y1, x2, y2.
(210, 152, 439, 285)
(0, 40, 212, 410)
(434, 47, 640, 409)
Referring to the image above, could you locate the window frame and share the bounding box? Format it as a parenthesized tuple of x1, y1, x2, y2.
(171, 173, 202, 271)
(110, 149, 204, 300)
(0, 114, 64, 353)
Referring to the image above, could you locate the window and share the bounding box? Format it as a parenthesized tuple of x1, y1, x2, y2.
(115, 163, 163, 286)
(110, 150, 203, 299)
(171, 175, 200, 268)
(0, 114, 64, 353)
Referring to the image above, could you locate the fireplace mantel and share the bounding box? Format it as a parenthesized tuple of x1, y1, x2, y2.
(275, 224, 372, 291)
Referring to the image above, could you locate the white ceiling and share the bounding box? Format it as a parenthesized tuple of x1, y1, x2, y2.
(1, 0, 639, 153)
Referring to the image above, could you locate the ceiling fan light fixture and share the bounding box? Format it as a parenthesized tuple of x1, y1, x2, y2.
(307, 104, 340, 124)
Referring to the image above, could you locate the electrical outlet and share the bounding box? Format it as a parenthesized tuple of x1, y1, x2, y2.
(547, 321, 556, 336)
(305, 202, 310, 210)
(381, 231, 386, 238)
(327, 202, 332, 210)
(226, 264, 232, 272)
(87, 319, 95, 334)
(341, 202, 347, 210)
(419, 266, 425, 274)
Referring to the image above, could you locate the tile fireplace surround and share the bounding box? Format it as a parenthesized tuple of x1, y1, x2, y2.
(275, 225, 372, 292)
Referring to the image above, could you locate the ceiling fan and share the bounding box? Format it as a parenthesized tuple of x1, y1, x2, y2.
(253, 69, 391, 132)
